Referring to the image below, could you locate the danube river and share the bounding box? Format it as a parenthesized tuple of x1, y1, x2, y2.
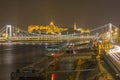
(0, 42, 47, 80)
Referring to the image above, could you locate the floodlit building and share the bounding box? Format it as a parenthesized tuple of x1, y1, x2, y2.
(28, 22, 68, 35)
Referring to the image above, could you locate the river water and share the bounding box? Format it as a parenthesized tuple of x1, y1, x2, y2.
(0, 43, 47, 80)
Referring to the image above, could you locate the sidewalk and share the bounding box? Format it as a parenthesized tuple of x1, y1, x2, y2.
(75, 59, 83, 80)
(97, 56, 114, 80)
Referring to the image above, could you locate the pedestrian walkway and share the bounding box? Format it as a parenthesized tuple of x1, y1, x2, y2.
(75, 59, 83, 80)
(97, 57, 114, 80)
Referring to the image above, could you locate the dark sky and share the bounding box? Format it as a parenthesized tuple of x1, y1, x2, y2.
(0, 0, 120, 30)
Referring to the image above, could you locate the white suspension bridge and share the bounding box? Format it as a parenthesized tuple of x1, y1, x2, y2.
(0, 23, 119, 42)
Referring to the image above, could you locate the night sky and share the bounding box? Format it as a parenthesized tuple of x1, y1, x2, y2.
(0, 0, 120, 30)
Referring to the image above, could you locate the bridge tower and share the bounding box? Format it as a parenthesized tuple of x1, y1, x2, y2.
(6, 25, 12, 39)
(108, 23, 112, 42)
(74, 23, 77, 30)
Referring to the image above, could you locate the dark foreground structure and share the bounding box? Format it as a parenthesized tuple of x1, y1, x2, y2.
(10, 42, 120, 80)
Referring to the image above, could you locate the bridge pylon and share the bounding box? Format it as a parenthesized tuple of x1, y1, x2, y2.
(108, 23, 112, 42)
(6, 25, 12, 39)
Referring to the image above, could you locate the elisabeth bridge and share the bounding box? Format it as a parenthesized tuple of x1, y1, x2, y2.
(0, 23, 119, 42)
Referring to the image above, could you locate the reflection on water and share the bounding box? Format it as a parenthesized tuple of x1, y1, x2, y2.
(0, 43, 46, 80)
(1, 44, 14, 64)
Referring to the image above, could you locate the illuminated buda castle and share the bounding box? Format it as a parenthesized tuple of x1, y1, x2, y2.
(28, 22, 68, 35)
(28, 22, 90, 35)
